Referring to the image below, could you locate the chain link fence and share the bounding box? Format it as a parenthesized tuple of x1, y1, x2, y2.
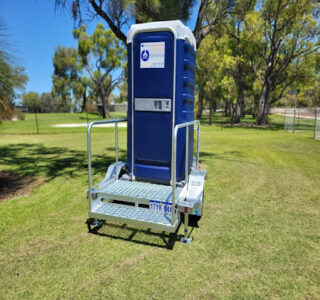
(284, 107, 320, 139)
(284, 108, 295, 132)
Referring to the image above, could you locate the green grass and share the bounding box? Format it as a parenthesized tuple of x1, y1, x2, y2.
(0, 112, 126, 134)
(0, 114, 319, 299)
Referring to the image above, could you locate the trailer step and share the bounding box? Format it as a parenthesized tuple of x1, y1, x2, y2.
(89, 202, 179, 232)
(96, 180, 183, 204)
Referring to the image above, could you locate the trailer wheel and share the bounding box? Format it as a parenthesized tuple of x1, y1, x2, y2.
(86, 218, 104, 233)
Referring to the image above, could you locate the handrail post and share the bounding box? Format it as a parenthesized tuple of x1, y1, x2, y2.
(115, 122, 119, 180)
(196, 121, 200, 170)
(171, 120, 201, 225)
(171, 127, 177, 225)
(87, 119, 127, 212)
(185, 127, 189, 185)
(87, 123, 93, 211)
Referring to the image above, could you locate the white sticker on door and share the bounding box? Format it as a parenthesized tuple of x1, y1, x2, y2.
(140, 42, 165, 68)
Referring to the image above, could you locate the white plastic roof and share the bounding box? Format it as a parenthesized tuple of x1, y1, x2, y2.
(127, 20, 196, 50)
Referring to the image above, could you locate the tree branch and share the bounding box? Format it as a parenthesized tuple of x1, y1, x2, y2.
(84, 65, 98, 86)
(89, 0, 126, 43)
(252, 64, 264, 85)
(193, 0, 208, 48)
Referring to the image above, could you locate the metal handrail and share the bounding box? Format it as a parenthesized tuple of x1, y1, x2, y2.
(87, 119, 127, 210)
(171, 120, 200, 224)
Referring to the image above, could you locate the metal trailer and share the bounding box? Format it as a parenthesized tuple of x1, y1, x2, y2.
(86, 21, 206, 244)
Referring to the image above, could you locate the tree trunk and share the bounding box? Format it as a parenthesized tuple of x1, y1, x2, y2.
(99, 81, 110, 119)
(235, 101, 241, 123)
(208, 83, 214, 125)
(101, 98, 110, 119)
(213, 100, 217, 113)
(224, 100, 230, 117)
(230, 102, 234, 126)
(256, 80, 270, 125)
(240, 101, 245, 117)
(234, 64, 245, 124)
(196, 84, 205, 120)
(81, 90, 87, 113)
(208, 97, 213, 125)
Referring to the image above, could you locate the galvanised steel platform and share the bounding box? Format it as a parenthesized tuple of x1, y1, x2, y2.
(97, 180, 183, 204)
(86, 119, 206, 243)
(89, 200, 179, 232)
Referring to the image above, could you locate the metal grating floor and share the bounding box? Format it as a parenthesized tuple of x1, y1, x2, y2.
(103, 180, 182, 202)
(93, 202, 173, 225)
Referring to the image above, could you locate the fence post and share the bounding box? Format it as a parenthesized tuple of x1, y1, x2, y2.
(314, 108, 317, 139)
(284, 108, 287, 130)
(293, 108, 296, 133)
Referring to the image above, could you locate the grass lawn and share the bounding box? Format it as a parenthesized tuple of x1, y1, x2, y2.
(0, 112, 126, 134)
(0, 113, 319, 299)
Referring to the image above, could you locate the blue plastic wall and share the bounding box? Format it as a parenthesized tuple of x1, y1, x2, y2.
(127, 31, 196, 184)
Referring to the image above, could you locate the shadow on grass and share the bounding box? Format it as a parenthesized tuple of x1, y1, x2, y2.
(91, 222, 184, 250)
(199, 150, 247, 165)
(0, 170, 44, 202)
(0, 143, 126, 180)
(199, 114, 284, 131)
(106, 146, 126, 154)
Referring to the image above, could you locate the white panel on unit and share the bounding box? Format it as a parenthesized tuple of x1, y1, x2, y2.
(135, 98, 171, 112)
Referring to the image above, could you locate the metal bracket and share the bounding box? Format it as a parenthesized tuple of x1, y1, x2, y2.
(86, 218, 105, 233)
(181, 237, 192, 244)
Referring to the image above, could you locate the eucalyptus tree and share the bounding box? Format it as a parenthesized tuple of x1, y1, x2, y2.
(197, 32, 237, 124)
(223, 0, 256, 123)
(55, 0, 235, 48)
(52, 46, 79, 112)
(73, 23, 125, 118)
(72, 76, 90, 112)
(248, 0, 320, 125)
(286, 52, 320, 107)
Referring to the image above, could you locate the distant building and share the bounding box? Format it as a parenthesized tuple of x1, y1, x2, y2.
(15, 105, 28, 113)
(97, 103, 128, 115)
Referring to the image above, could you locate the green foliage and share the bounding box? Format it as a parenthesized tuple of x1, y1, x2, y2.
(73, 23, 125, 118)
(22, 92, 41, 112)
(197, 32, 238, 122)
(196, 0, 320, 125)
(15, 109, 25, 120)
(40, 92, 58, 113)
(247, 0, 320, 123)
(0, 19, 25, 120)
(52, 46, 79, 112)
(115, 81, 128, 103)
(0, 48, 28, 120)
(135, 0, 196, 23)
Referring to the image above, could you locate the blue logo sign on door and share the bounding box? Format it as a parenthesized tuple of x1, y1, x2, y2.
(141, 50, 149, 61)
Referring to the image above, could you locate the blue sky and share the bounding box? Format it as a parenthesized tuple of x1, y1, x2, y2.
(0, 1, 198, 101)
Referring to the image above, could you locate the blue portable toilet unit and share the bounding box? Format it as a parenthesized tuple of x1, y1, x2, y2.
(126, 20, 197, 184)
(86, 21, 206, 240)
